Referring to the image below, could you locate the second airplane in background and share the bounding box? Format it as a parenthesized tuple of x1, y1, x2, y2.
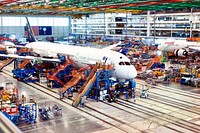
(158, 39, 200, 57)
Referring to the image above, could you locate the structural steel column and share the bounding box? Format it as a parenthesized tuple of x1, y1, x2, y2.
(104, 12, 106, 40)
(190, 8, 193, 38)
(147, 11, 150, 37)
(126, 12, 128, 36)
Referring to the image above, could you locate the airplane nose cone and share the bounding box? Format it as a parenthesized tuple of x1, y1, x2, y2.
(128, 66, 137, 79)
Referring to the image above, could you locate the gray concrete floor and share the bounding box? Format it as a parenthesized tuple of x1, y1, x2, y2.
(0, 71, 112, 133)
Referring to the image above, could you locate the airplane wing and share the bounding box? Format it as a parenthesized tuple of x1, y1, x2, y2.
(0, 54, 61, 62)
(0, 42, 26, 48)
(7, 45, 25, 48)
(102, 41, 122, 50)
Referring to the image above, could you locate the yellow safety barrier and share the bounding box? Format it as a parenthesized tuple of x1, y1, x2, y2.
(2, 94, 10, 101)
(180, 68, 186, 73)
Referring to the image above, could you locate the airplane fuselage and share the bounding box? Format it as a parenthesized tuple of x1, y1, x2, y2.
(26, 42, 137, 80)
(158, 41, 187, 52)
(158, 40, 200, 52)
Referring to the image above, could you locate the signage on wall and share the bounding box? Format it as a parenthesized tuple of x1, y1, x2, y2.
(39, 26, 52, 35)
(24, 26, 52, 36)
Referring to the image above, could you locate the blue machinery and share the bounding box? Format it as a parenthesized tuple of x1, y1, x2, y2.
(149, 62, 165, 70)
(12, 48, 39, 82)
(71, 64, 136, 107)
(11, 49, 71, 84)
(112, 79, 136, 101)
(18, 103, 37, 123)
(2, 103, 37, 125)
(12, 68, 39, 82)
(2, 112, 19, 125)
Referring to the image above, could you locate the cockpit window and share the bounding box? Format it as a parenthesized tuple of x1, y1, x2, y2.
(124, 62, 131, 65)
(119, 62, 131, 65)
(119, 62, 125, 65)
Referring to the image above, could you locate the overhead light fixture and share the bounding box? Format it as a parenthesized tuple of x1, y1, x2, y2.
(59, 0, 66, 4)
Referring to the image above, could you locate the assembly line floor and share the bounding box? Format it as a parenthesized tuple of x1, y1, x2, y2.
(1, 66, 200, 133)
(0, 71, 115, 133)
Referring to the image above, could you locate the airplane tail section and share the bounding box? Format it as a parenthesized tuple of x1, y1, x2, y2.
(25, 16, 37, 42)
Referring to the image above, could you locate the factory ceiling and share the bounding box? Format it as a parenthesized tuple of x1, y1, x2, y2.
(0, 0, 199, 17)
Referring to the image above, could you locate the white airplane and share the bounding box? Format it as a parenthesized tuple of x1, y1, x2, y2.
(157, 39, 200, 57)
(0, 17, 137, 81)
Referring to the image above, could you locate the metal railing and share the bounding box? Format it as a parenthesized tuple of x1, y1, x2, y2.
(0, 112, 22, 133)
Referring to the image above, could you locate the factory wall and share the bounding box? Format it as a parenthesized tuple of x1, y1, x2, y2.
(0, 26, 70, 40)
(0, 16, 70, 41)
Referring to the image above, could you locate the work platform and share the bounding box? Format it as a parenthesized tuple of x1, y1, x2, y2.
(1, 65, 200, 133)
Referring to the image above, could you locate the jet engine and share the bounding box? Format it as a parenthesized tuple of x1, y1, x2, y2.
(174, 49, 188, 57)
(37, 51, 58, 59)
(2, 41, 17, 54)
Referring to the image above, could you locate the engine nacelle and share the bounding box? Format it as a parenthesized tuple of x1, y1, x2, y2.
(35, 50, 58, 58)
(3, 41, 17, 54)
(174, 49, 188, 57)
(6, 47, 16, 54)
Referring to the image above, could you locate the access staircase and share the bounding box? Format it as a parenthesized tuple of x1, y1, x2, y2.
(0, 58, 15, 70)
(72, 70, 101, 107)
(72, 63, 104, 107)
